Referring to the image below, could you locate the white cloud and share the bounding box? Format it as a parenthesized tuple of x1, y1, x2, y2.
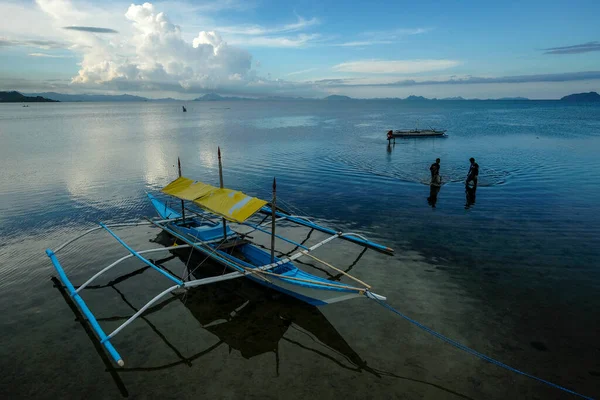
(0, 38, 66, 49)
(287, 68, 318, 76)
(33, 2, 252, 92)
(213, 15, 321, 48)
(10, 1, 323, 94)
(28, 52, 72, 58)
(228, 33, 321, 48)
(330, 27, 429, 48)
(35, 0, 87, 20)
(217, 16, 319, 36)
(333, 40, 393, 47)
(363, 27, 430, 37)
(332, 59, 460, 74)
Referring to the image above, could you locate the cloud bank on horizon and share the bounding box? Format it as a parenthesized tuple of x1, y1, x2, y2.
(0, 0, 599, 99)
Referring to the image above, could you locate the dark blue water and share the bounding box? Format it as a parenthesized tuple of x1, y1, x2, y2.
(1, 101, 599, 399)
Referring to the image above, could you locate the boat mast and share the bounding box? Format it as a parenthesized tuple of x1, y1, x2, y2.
(271, 177, 276, 262)
(217, 147, 227, 240)
(178, 157, 186, 224)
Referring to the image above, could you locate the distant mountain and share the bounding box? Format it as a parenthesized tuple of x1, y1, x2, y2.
(153, 97, 182, 102)
(193, 93, 253, 101)
(323, 95, 352, 101)
(0, 91, 58, 102)
(194, 93, 225, 101)
(560, 91, 600, 102)
(28, 92, 148, 102)
(265, 95, 307, 101)
(496, 97, 530, 100)
(441, 96, 466, 101)
(404, 95, 430, 101)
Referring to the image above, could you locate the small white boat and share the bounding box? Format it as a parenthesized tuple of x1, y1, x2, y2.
(387, 128, 447, 138)
(392, 129, 447, 137)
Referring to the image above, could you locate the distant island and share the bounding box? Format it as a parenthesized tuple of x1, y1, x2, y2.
(2, 90, 597, 103)
(2, 90, 536, 102)
(323, 95, 352, 101)
(0, 91, 58, 103)
(194, 93, 253, 101)
(27, 92, 149, 102)
(560, 91, 600, 102)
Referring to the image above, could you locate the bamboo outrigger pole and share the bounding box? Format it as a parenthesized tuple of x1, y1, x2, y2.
(178, 157, 185, 224)
(218, 147, 227, 240)
(271, 177, 276, 263)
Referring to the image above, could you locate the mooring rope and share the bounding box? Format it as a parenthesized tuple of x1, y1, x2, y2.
(368, 296, 594, 400)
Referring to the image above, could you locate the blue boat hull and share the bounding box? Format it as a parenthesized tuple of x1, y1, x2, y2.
(148, 194, 362, 306)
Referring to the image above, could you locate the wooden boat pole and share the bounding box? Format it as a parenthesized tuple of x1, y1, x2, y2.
(178, 157, 186, 224)
(217, 147, 227, 240)
(300, 252, 371, 289)
(271, 177, 276, 263)
(254, 269, 366, 293)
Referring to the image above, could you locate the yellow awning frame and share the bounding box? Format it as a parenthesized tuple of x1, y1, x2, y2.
(161, 176, 267, 223)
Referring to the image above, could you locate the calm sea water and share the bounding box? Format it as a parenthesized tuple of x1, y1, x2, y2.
(0, 100, 599, 399)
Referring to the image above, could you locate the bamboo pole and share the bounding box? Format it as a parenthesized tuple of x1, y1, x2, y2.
(178, 157, 186, 224)
(271, 177, 276, 263)
(300, 252, 371, 289)
(253, 269, 365, 293)
(217, 147, 227, 240)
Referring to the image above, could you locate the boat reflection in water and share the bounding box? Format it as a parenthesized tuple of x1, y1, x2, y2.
(52, 230, 378, 396)
(157, 231, 377, 374)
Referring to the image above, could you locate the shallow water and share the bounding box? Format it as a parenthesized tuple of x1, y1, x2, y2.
(0, 100, 599, 399)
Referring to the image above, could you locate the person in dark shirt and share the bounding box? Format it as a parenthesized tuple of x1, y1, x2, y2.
(466, 157, 479, 187)
(430, 158, 441, 185)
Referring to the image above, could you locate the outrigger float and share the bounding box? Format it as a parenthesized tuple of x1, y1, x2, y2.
(46, 148, 394, 367)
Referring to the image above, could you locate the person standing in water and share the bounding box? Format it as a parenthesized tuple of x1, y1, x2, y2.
(430, 158, 441, 186)
(466, 157, 479, 187)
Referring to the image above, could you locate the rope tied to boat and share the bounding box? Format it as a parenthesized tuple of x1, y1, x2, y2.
(366, 294, 594, 400)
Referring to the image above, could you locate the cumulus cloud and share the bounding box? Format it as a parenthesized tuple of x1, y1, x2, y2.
(60, 2, 254, 93)
(332, 59, 460, 74)
(63, 26, 118, 33)
(0, 1, 323, 97)
(543, 41, 600, 55)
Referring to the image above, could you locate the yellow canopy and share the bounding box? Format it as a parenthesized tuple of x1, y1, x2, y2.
(162, 177, 217, 201)
(161, 176, 267, 223)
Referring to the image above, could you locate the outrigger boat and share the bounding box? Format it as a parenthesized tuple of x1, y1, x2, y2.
(46, 150, 394, 367)
(387, 128, 447, 140)
(391, 129, 447, 137)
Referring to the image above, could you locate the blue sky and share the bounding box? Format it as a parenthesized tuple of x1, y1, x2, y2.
(1, 0, 599, 98)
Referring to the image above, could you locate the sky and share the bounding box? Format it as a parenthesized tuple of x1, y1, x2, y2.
(1, 0, 599, 99)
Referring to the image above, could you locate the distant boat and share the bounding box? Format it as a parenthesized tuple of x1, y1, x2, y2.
(387, 122, 447, 140)
(182, 106, 187, 112)
(390, 129, 447, 138)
